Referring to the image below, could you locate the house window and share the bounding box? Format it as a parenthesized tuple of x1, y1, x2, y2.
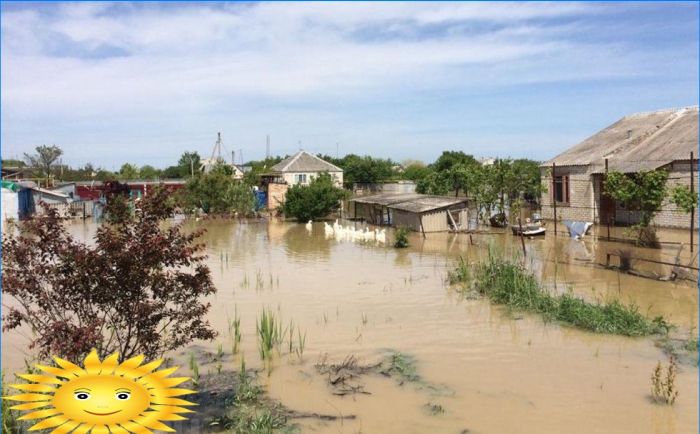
(553, 175, 570, 204)
(295, 174, 307, 184)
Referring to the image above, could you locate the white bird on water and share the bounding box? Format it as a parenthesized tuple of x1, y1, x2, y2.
(305, 220, 313, 232)
(376, 229, 386, 243)
(324, 222, 334, 237)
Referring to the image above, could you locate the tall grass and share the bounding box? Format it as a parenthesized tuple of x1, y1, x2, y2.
(257, 308, 281, 361)
(2, 372, 23, 434)
(229, 310, 242, 355)
(451, 250, 668, 337)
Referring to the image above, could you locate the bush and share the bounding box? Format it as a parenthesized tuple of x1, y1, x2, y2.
(282, 173, 348, 221)
(393, 227, 410, 248)
(2, 188, 217, 362)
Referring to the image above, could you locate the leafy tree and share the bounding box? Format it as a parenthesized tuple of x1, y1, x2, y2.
(416, 171, 450, 195)
(162, 165, 183, 179)
(433, 151, 477, 172)
(119, 163, 140, 180)
(2, 187, 217, 362)
(1, 159, 26, 168)
(605, 170, 669, 246)
(184, 163, 255, 215)
(282, 172, 349, 221)
(669, 185, 697, 214)
(320, 154, 397, 187)
(242, 156, 284, 186)
(139, 164, 161, 180)
(178, 151, 202, 177)
(401, 161, 432, 181)
(24, 145, 63, 180)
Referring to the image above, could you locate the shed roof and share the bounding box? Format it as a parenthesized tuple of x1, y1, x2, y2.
(270, 151, 342, 173)
(543, 106, 698, 173)
(351, 192, 468, 214)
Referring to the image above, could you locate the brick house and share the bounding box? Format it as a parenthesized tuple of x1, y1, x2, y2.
(540, 106, 698, 229)
(261, 151, 344, 211)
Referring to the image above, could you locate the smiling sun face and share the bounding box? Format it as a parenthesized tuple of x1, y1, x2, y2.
(5, 350, 195, 434)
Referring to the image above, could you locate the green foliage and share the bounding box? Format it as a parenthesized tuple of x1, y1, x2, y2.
(184, 164, 255, 215)
(282, 173, 348, 221)
(119, 163, 140, 180)
(257, 308, 281, 361)
(401, 161, 432, 181)
(139, 165, 161, 180)
(452, 251, 668, 337)
(605, 170, 669, 226)
(328, 154, 398, 186)
(2, 372, 23, 434)
(393, 227, 410, 248)
(178, 151, 202, 177)
(242, 156, 285, 186)
(670, 185, 697, 214)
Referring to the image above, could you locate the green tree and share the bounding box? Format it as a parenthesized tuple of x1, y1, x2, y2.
(119, 163, 140, 180)
(139, 165, 161, 180)
(669, 185, 697, 214)
(184, 164, 255, 215)
(24, 144, 63, 181)
(178, 151, 202, 177)
(282, 173, 349, 221)
(401, 160, 432, 181)
(433, 151, 477, 172)
(605, 170, 669, 246)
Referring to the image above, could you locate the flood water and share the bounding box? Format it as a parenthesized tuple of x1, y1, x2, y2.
(2, 218, 698, 433)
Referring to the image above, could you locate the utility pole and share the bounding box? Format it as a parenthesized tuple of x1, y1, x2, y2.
(691, 151, 695, 253)
(266, 135, 270, 159)
(552, 162, 557, 236)
(605, 158, 610, 241)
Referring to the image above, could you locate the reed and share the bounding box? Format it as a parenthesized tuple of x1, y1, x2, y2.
(228, 310, 242, 355)
(189, 352, 200, 386)
(296, 329, 307, 362)
(451, 249, 669, 337)
(256, 308, 281, 361)
(651, 356, 679, 405)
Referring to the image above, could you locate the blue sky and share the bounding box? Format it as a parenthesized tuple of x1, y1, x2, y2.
(1, 2, 698, 169)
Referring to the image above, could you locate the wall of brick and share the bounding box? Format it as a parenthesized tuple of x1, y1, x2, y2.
(266, 182, 289, 210)
(539, 165, 596, 222)
(540, 162, 698, 229)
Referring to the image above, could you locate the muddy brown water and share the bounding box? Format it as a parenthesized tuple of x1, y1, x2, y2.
(2, 219, 698, 433)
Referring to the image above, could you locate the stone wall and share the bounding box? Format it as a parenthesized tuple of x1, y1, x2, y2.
(539, 165, 596, 222)
(266, 182, 289, 211)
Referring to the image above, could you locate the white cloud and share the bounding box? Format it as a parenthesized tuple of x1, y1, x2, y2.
(1, 2, 696, 165)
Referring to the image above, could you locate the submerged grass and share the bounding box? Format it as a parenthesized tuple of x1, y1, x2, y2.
(451, 250, 669, 337)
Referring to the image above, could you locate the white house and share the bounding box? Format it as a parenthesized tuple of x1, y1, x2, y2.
(267, 151, 344, 187)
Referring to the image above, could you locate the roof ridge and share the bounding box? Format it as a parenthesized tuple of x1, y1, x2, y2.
(305, 151, 343, 172)
(280, 151, 304, 171)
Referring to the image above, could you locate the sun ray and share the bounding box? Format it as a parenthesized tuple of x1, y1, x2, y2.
(91, 424, 109, 434)
(52, 357, 87, 377)
(4, 393, 52, 402)
(18, 374, 64, 385)
(71, 424, 93, 434)
(120, 420, 154, 434)
(100, 353, 120, 375)
(17, 408, 62, 420)
(50, 419, 80, 434)
(131, 414, 176, 432)
(83, 350, 103, 375)
(114, 355, 145, 375)
(35, 365, 77, 379)
(149, 404, 194, 414)
(108, 424, 130, 434)
(10, 383, 57, 393)
(9, 401, 53, 411)
(28, 414, 69, 431)
(159, 377, 190, 388)
(134, 359, 164, 376)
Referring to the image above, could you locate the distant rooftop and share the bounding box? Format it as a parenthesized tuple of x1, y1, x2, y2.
(351, 192, 468, 214)
(544, 106, 698, 173)
(270, 151, 342, 173)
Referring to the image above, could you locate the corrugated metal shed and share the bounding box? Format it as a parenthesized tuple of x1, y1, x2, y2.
(543, 106, 698, 173)
(388, 196, 468, 213)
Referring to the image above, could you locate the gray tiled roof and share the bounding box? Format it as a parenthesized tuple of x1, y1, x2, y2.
(543, 106, 698, 173)
(270, 151, 343, 173)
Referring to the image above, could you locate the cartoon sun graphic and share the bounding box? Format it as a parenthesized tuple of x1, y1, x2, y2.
(4, 349, 196, 434)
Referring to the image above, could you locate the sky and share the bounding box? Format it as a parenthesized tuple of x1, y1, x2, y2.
(1, 1, 698, 169)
